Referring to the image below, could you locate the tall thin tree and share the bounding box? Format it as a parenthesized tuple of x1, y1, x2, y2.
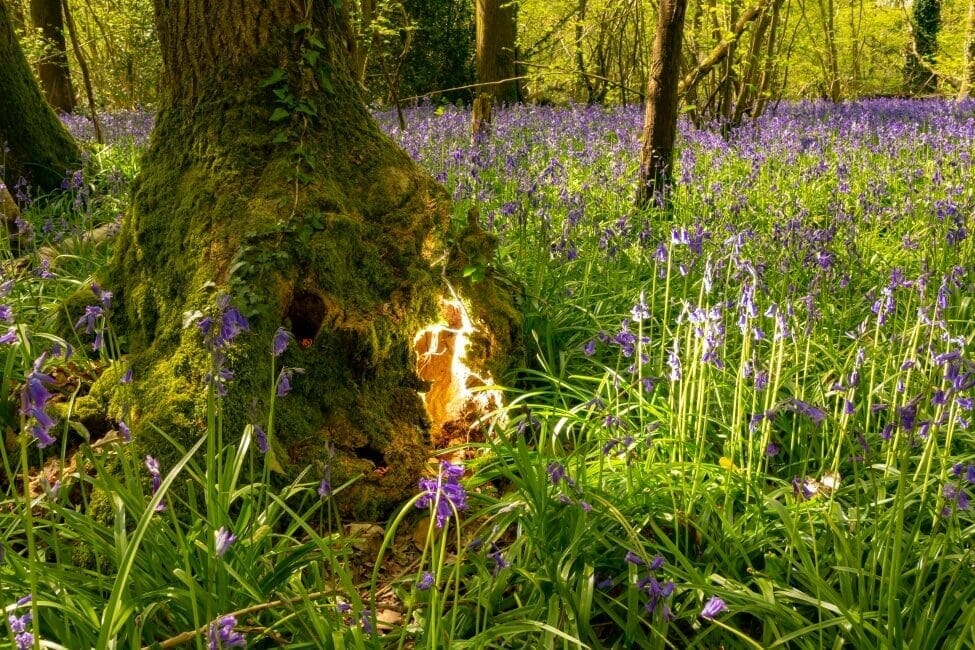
(636, 0, 687, 207)
(959, 0, 975, 99)
(30, 0, 75, 112)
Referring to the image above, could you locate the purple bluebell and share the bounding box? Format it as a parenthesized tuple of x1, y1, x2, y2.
(145, 455, 165, 512)
(7, 610, 33, 650)
(487, 544, 510, 575)
(215, 527, 236, 558)
(417, 571, 434, 590)
(361, 609, 374, 634)
(90, 282, 112, 309)
(22, 354, 57, 448)
(700, 596, 727, 620)
(254, 424, 268, 453)
(273, 327, 294, 356)
(208, 615, 246, 648)
(0, 326, 17, 344)
(416, 461, 468, 528)
(74, 304, 103, 334)
(624, 550, 644, 565)
(276, 368, 295, 397)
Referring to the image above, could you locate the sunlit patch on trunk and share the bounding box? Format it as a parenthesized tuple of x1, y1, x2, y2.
(413, 290, 502, 446)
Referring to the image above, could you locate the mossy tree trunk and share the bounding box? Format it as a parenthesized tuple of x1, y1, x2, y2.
(107, 1, 517, 518)
(0, 0, 79, 192)
(635, 0, 687, 208)
(30, 0, 76, 113)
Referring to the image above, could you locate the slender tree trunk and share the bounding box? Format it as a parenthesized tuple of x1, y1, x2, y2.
(905, 0, 941, 94)
(817, 0, 840, 100)
(30, 0, 76, 113)
(61, 0, 102, 142)
(97, 0, 516, 518)
(959, 0, 975, 99)
(0, 0, 79, 192)
(476, 0, 519, 103)
(636, 0, 687, 208)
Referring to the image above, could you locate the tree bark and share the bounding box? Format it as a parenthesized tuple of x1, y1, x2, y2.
(96, 1, 517, 519)
(636, 0, 687, 208)
(30, 0, 76, 113)
(476, 0, 519, 104)
(677, 0, 771, 96)
(959, 0, 975, 99)
(905, 0, 941, 94)
(0, 0, 79, 192)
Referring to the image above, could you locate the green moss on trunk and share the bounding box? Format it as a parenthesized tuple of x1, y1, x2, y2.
(92, 2, 519, 519)
(0, 0, 79, 192)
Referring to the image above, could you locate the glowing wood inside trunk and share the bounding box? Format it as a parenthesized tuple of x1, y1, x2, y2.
(413, 294, 501, 445)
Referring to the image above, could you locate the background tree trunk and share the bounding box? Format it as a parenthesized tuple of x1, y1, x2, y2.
(0, 0, 79, 192)
(98, 0, 517, 519)
(959, 0, 975, 99)
(636, 0, 687, 208)
(30, 0, 76, 113)
(905, 0, 941, 94)
(476, 0, 519, 103)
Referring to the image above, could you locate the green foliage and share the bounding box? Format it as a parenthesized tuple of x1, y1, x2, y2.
(400, 0, 475, 103)
(12, 0, 160, 108)
(906, 0, 943, 93)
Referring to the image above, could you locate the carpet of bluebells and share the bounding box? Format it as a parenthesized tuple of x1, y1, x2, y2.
(1, 98, 974, 648)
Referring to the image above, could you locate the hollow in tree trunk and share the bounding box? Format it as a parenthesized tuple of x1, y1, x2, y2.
(635, 0, 687, 208)
(0, 0, 79, 192)
(89, 1, 518, 519)
(476, 0, 519, 104)
(30, 0, 76, 113)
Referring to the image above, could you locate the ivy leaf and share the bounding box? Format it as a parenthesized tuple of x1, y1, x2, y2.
(261, 68, 286, 87)
(269, 107, 290, 122)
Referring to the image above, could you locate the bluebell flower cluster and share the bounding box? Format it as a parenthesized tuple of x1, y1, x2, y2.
(208, 614, 246, 648)
(416, 461, 467, 528)
(22, 354, 57, 448)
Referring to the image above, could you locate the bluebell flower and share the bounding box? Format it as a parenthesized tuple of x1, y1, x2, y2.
(208, 614, 246, 648)
(273, 327, 294, 356)
(90, 282, 112, 310)
(624, 550, 644, 565)
(74, 304, 103, 334)
(254, 424, 268, 453)
(22, 354, 57, 448)
(119, 420, 131, 442)
(416, 461, 468, 528)
(215, 527, 236, 558)
(360, 609, 374, 635)
(0, 326, 17, 344)
(8, 611, 33, 650)
(417, 571, 435, 590)
(700, 596, 727, 620)
(487, 544, 510, 575)
(145, 455, 165, 512)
